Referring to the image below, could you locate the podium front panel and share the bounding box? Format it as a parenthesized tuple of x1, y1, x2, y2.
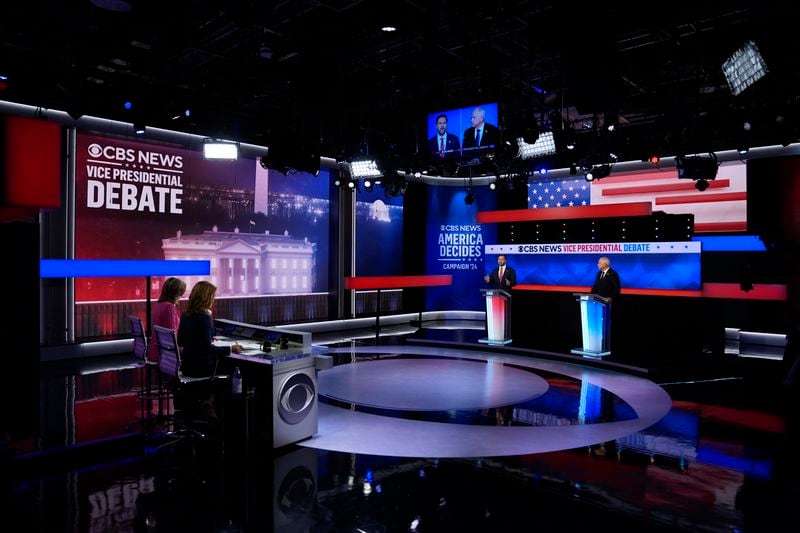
(486, 294, 507, 341)
(580, 298, 606, 353)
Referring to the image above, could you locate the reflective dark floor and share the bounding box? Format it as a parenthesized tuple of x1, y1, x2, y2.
(5, 326, 800, 532)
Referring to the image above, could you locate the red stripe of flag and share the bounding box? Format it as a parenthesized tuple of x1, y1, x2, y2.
(602, 179, 730, 196)
(477, 202, 652, 223)
(594, 171, 677, 184)
(695, 221, 748, 232)
(655, 192, 747, 205)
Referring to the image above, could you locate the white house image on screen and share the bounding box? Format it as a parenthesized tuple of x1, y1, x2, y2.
(161, 226, 315, 295)
(369, 199, 391, 222)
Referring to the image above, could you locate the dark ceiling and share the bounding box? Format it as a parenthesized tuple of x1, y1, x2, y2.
(1, 1, 798, 169)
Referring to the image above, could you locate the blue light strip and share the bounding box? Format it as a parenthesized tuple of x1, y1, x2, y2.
(40, 259, 211, 278)
(692, 235, 767, 252)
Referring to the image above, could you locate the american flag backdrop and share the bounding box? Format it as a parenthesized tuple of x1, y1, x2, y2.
(528, 161, 747, 233)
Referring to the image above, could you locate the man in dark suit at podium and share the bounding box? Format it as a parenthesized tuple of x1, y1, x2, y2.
(484, 254, 517, 293)
(591, 257, 621, 301)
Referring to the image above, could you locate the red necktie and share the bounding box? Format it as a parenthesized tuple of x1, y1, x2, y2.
(500, 267, 504, 279)
(439, 136, 444, 157)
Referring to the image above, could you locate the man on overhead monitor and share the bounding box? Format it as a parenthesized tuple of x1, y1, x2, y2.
(428, 114, 461, 158)
(462, 106, 500, 152)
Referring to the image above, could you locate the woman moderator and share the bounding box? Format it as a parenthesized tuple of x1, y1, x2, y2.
(178, 281, 235, 378)
(147, 277, 186, 362)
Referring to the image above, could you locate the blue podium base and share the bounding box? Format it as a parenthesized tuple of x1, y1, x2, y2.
(479, 338, 513, 346)
(570, 348, 611, 358)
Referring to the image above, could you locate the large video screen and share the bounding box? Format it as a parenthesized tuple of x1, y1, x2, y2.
(485, 241, 702, 291)
(528, 161, 747, 233)
(426, 102, 499, 162)
(75, 132, 330, 302)
(425, 185, 498, 310)
(355, 186, 404, 276)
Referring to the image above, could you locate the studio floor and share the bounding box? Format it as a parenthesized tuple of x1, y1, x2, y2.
(4, 324, 800, 532)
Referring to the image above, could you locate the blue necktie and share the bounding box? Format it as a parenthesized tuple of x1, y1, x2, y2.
(475, 129, 482, 146)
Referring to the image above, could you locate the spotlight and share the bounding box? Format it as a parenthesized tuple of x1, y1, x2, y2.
(123, 101, 133, 110)
(695, 179, 710, 192)
(585, 164, 611, 182)
(133, 121, 146, 135)
(363, 179, 373, 190)
(676, 154, 718, 181)
(489, 182, 496, 190)
(464, 192, 474, 205)
(203, 139, 238, 160)
(333, 177, 342, 187)
(347, 180, 357, 189)
(648, 154, 661, 165)
(265, 137, 321, 176)
(569, 164, 577, 176)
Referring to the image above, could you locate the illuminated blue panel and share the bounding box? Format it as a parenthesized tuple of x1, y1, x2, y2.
(692, 235, 767, 252)
(696, 448, 772, 478)
(40, 259, 211, 278)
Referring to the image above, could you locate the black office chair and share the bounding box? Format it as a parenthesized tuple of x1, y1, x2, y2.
(127, 315, 160, 432)
(152, 325, 223, 454)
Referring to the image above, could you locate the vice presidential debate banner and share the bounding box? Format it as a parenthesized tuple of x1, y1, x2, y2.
(75, 132, 330, 301)
(425, 186, 497, 310)
(485, 241, 701, 291)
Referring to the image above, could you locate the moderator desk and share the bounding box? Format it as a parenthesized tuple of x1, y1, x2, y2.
(213, 319, 326, 449)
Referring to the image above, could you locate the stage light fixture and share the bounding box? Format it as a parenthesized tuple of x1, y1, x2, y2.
(695, 179, 710, 192)
(676, 154, 718, 181)
(722, 40, 768, 96)
(464, 191, 474, 205)
(585, 164, 611, 182)
(203, 139, 238, 160)
(517, 131, 556, 159)
(133, 121, 146, 135)
(349, 159, 382, 178)
(648, 154, 660, 165)
(489, 182, 496, 190)
(363, 179, 373, 190)
(347, 180, 357, 189)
